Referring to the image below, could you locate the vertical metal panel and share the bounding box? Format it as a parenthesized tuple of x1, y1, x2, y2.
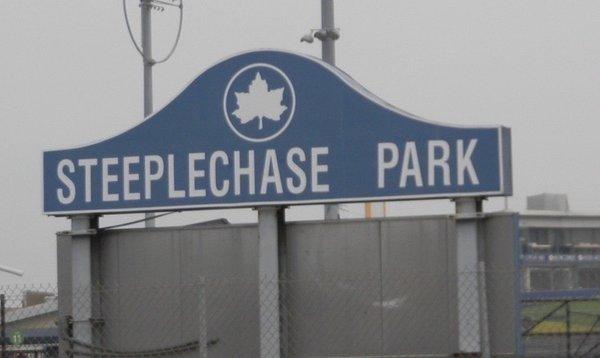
(446, 218, 460, 354)
(98, 226, 260, 357)
(57, 234, 72, 316)
(179, 226, 259, 357)
(99, 230, 182, 352)
(178, 226, 258, 281)
(113, 230, 181, 286)
(285, 221, 382, 357)
(380, 217, 456, 356)
(56, 234, 72, 358)
(482, 213, 520, 356)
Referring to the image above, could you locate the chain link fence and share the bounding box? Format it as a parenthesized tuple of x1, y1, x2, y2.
(5, 270, 587, 357)
(0, 284, 58, 357)
(522, 290, 600, 357)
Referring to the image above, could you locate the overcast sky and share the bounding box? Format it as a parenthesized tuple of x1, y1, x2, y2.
(1, 1, 599, 284)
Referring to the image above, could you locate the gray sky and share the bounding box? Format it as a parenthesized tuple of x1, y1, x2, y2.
(1, 0, 599, 284)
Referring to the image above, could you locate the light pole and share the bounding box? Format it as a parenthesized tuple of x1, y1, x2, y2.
(321, 0, 337, 220)
(123, 0, 184, 227)
(141, 0, 155, 227)
(301, 0, 341, 220)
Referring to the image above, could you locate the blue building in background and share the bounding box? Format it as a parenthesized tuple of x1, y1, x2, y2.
(520, 193, 600, 292)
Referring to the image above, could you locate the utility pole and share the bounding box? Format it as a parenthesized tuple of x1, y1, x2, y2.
(302, 2, 340, 220)
(320, 0, 339, 220)
(320, 0, 336, 65)
(123, 0, 184, 227)
(141, 0, 155, 227)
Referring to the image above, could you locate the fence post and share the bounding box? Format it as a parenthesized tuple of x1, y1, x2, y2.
(566, 300, 571, 358)
(1, 294, 5, 358)
(477, 261, 491, 358)
(67, 315, 74, 358)
(198, 278, 207, 358)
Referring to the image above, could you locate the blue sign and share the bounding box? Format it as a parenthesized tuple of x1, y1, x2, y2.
(43, 50, 512, 215)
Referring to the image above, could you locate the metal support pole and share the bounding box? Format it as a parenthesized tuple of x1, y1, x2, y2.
(321, 0, 339, 220)
(477, 261, 491, 358)
(141, 0, 156, 228)
(258, 207, 281, 358)
(70, 215, 96, 356)
(455, 198, 484, 355)
(1, 294, 5, 358)
(320, 0, 336, 65)
(66, 316, 74, 358)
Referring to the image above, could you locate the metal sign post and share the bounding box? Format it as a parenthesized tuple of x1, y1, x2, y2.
(455, 198, 490, 357)
(70, 215, 97, 356)
(257, 207, 281, 358)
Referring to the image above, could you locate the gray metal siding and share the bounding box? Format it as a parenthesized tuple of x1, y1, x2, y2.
(57, 215, 519, 357)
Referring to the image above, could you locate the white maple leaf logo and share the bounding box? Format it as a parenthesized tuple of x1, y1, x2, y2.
(232, 72, 288, 130)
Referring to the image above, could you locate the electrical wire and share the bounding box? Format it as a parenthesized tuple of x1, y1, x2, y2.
(122, 0, 184, 64)
(99, 211, 179, 230)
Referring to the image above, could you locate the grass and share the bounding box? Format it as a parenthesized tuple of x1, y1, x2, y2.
(523, 300, 600, 335)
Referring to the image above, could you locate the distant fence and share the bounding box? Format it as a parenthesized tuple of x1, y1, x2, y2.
(522, 288, 600, 358)
(0, 285, 58, 358)
(3, 281, 596, 357)
(0, 271, 522, 358)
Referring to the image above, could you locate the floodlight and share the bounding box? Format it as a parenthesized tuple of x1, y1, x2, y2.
(300, 28, 340, 44)
(300, 33, 315, 43)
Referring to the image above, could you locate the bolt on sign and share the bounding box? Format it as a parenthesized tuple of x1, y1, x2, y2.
(43, 50, 512, 215)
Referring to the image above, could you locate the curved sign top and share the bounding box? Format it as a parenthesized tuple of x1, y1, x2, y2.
(43, 49, 512, 215)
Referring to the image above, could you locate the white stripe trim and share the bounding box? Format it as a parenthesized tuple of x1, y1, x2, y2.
(45, 189, 505, 216)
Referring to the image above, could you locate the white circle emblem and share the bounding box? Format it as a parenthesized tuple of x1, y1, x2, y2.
(223, 63, 296, 142)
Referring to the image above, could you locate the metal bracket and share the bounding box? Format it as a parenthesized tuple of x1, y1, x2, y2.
(314, 28, 340, 41)
(455, 212, 486, 221)
(302, 28, 340, 43)
(253, 206, 287, 211)
(453, 197, 487, 220)
(57, 229, 98, 237)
